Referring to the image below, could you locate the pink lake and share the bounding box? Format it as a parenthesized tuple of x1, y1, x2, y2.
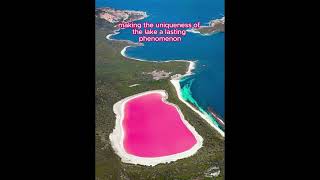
(123, 92, 197, 157)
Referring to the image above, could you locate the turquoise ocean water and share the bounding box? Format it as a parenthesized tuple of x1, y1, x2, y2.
(96, 0, 225, 130)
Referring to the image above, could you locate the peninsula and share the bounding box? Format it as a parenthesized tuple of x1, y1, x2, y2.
(188, 16, 225, 35)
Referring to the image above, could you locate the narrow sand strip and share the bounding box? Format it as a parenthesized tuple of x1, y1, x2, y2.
(215, 115, 225, 125)
(107, 31, 194, 64)
(120, 45, 195, 65)
(170, 62, 225, 137)
(109, 90, 203, 166)
(106, 30, 119, 40)
(128, 84, 140, 87)
(186, 29, 201, 34)
(106, 30, 142, 46)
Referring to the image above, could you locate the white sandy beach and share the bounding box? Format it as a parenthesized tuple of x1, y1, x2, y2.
(128, 84, 140, 87)
(106, 30, 141, 46)
(170, 62, 225, 137)
(120, 45, 197, 66)
(109, 90, 203, 166)
(106, 30, 119, 40)
(106, 30, 194, 65)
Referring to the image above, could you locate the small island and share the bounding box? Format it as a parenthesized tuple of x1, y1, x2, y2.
(188, 17, 225, 35)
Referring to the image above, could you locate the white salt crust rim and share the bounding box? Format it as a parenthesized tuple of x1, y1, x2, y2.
(109, 90, 204, 166)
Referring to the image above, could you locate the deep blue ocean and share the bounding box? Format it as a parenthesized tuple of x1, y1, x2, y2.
(96, 0, 225, 121)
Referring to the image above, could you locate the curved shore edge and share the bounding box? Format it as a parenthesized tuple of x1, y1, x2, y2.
(109, 90, 204, 166)
(106, 29, 119, 40)
(106, 29, 142, 46)
(120, 45, 195, 65)
(170, 62, 225, 137)
(107, 30, 194, 64)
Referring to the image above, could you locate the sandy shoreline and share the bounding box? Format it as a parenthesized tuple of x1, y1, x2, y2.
(128, 84, 140, 87)
(171, 79, 225, 137)
(106, 28, 142, 46)
(170, 62, 225, 137)
(109, 90, 203, 166)
(106, 30, 194, 64)
(106, 29, 119, 40)
(120, 45, 196, 65)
